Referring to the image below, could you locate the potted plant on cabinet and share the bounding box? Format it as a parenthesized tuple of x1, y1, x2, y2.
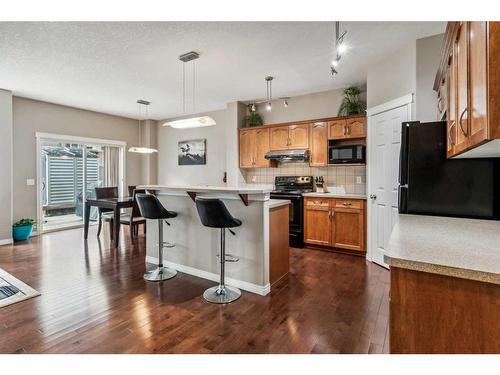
(337, 86, 366, 116)
(243, 104, 264, 127)
(12, 218, 36, 241)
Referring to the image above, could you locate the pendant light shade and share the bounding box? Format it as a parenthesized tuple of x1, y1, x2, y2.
(164, 51, 217, 130)
(128, 100, 158, 154)
(162, 116, 216, 129)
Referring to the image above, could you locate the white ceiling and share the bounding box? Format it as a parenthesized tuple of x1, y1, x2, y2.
(0, 22, 445, 120)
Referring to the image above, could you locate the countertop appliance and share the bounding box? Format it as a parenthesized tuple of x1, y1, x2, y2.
(270, 176, 313, 248)
(328, 143, 365, 164)
(399, 121, 500, 219)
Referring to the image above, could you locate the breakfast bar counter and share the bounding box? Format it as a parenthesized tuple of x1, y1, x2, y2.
(138, 184, 284, 296)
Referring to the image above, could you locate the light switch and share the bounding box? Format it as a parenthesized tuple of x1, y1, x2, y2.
(26, 178, 35, 186)
(356, 176, 362, 184)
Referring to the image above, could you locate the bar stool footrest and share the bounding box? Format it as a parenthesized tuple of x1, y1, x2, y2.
(216, 253, 239, 262)
(161, 241, 176, 248)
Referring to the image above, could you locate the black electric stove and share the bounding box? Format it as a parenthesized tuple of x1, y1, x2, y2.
(270, 176, 313, 248)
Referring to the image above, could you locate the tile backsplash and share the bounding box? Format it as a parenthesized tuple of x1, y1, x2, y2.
(243, 163, 366, 195)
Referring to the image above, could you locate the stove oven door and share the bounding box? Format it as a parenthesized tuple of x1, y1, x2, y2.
(270, 193, 304, 247)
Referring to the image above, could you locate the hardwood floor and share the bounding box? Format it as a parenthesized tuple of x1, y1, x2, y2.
(0, 226, 390, 354)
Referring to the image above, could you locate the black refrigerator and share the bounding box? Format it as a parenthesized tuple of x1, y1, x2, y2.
(399, 121, 500, 219)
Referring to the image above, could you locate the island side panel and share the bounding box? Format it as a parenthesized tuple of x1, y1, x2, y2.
(390, 266, 500, 353)
(145, 192, 268, 294)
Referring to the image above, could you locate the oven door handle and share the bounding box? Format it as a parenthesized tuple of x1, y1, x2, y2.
(270, 194, 302, 200)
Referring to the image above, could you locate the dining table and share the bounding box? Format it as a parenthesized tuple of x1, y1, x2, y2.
(84, 196, 134, 248)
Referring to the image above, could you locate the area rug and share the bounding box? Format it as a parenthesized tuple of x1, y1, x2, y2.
(0, 268, 40, 308)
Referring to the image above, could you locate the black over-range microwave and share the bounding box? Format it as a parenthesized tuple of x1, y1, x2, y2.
(328, 143, 366, 164)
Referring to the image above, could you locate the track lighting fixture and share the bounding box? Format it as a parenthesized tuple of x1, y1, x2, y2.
(282, 98, 289, 108)
(266, 102, 272, 111)
(250, 103, 256, 112)
(331, 21, 348, 77)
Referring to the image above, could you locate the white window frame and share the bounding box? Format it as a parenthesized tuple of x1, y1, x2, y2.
(35, 132, 127, 234)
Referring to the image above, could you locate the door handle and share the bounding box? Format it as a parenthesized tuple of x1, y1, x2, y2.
(369, 194, 377, 200)
(449, 120, 456, 146)
(458, 108, 468, 136)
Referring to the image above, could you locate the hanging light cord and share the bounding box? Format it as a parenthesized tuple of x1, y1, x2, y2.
(192, 59, 196, 112)
(138, 103, 142, 147)
(182, 62, 186, 114)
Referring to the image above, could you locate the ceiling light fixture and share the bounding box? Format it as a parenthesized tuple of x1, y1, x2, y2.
(265, 76, 273, 111)
(250, 103, 256, 112)
(162, 51, 216, 129)
(128, 100, 158, 154)
(331, 21, 348, 77)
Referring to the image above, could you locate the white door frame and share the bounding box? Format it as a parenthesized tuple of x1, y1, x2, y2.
(366, 94, 414, 264)
(35, 132, 127, 234)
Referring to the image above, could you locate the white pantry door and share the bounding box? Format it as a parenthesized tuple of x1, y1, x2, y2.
(367, 95, 413, 268)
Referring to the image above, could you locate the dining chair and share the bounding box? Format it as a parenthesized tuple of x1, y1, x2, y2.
(94, 187, 118, 239)
(120, 189, 147, 239)
(128, 185, 136, 197)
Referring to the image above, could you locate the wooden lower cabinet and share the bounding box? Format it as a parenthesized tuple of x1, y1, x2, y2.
(390, 267, 500, 353)
(304, 197, 366, 253)
(269, 204, 290, 285)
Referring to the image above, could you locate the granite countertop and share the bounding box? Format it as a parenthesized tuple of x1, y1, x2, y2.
(139, 184, 273, 194)
(268, 199, 291, 209)
(385, 214, 500, 285)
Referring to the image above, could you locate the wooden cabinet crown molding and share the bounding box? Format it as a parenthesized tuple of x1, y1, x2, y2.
(238, 114, 366, 133)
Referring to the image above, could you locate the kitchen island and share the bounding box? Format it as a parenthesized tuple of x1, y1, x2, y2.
(385, 214, 500, 353)
(138, 184, 288, 296)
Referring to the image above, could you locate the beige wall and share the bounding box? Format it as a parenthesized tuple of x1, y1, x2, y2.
(157, 109, 228, 186)
(416, 33, 444, 122)
(0, 90, 13, 241)
(252, 88, 364, 125)
(367, 42, 417, 109)
(12, 97, 142, 222)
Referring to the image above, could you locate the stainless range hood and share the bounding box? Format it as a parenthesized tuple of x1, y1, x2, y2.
(264, 149, 310, 163)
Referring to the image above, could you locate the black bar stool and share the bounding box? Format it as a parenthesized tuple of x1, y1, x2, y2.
(195, 197, 242, 304)
(136, 193, 178, 282)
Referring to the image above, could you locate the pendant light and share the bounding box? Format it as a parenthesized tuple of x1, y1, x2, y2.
(128, 100, 158, 154)
(265, 76, 273, 111)
(163, 51, 216, 129)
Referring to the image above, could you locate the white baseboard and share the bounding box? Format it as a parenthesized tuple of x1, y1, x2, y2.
(0, 238, 13, 246)
(145, 255, 271, 296)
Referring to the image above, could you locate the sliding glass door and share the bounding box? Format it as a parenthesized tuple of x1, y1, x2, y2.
(38, 135, 124, 233)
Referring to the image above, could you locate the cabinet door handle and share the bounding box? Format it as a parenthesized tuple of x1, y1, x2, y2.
(437, 97, 444, 113)
(343, 126, 347, 136)
(448, 120, 456, 146)
(458, 107, 468, 136)
(331, 210, 335, 218)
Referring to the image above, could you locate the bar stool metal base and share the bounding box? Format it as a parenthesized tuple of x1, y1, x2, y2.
(203, 285, 241, 304)
(143, 266, 177, 282)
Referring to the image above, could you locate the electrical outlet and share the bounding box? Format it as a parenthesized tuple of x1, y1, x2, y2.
(356, 176, 362, 184)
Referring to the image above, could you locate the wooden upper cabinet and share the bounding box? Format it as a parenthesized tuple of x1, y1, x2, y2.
(254, 128, 271, 167)
(437, 21, 500, 158)
(239, 127, 271, 168)
(447, 57, 457, 158)
(328, 119, 347, 139)
(270, 126, 290, 150)
(309, 121, 328, 166)
(454, 22, 469, 154)
(289, 124, 309, 149)
(346, 117, 366, 138)
(239, 129, 255, 168)
(468, 21, 488, 146)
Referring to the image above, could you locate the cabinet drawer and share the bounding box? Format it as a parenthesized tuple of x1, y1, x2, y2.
(305, 197, 330, 208)
(333, 199, 363, 209)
